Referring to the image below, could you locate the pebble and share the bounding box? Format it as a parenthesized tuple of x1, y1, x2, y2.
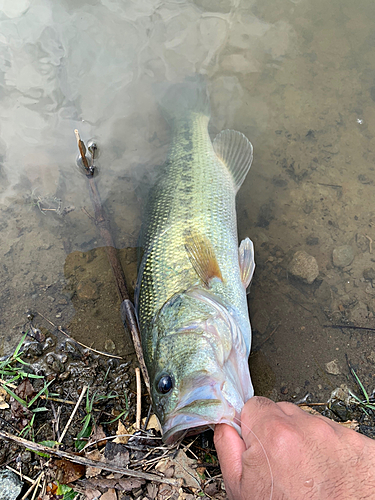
(363, 268, 375, 281)
(288, 250, 319, 284)
(332, 245, 354, 268)
(350, 301, 368, 323)
(104, 338, 116, 353)
(325, 359, 341, 375)
(0, 470, 23, 500)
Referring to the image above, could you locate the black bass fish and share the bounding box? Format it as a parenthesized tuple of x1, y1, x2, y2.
(135, 79, 255, 443)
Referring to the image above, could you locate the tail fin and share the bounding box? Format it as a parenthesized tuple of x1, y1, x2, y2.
(155, 75, 210, 123)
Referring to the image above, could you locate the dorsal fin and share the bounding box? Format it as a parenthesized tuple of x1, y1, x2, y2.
(185, 232, 223, 287)
(213, 129, 253, 192)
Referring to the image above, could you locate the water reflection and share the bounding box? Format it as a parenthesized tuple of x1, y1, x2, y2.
(1, 0, 375, 402)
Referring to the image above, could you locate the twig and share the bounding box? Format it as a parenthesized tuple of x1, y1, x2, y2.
(81, 432, 161, 452)
(0, 430, 179, 485)
(323, 324, 375, 332)
(5, 466, 37, 485)
(36, 311, 123, 359)
(136, 367, 141, 430)
(365, 234, 373, 254)
(21, 472, 43, 500)
(251, 324, 280, 355)
(59, 385, 88, 443)
(74, 130, 150, 395)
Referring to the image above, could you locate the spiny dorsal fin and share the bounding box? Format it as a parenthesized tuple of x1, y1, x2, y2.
(185, 232, 223, 287)
(213, 129, 253, 192)
(238, 237, 255, 290)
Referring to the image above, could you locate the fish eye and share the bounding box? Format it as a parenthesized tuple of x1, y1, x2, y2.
(157, 375, 173, 394)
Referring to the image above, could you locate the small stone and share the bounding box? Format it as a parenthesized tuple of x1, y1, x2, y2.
(363, 268, 375, 281)
(356, 233, 369, 252)
(280, 386, 288, 394)
(56, 312, 62, 318)
(332, 245, 354, 268)
(350, 301, 368, 323)
(288, 250, 319, 284)
(0, 470, 23, 500)
(325, 360, 341, 375)
(306, 235, 319, 246)
(104, 338, 116, 353)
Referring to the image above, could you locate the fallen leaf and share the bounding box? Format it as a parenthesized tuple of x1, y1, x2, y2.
(173, 450, 200, 489)
(100, 488, 117, 500)
(85, 449, 104, 477)
(117, 478, 145, 491)
(52, 459, 85, 483)
(89, 424, 107, 447)
(15, 379, 36, 402)
(299, 405, 321, 416)
(339, 420, 359, 431)
(113, 420, 128, 444)
(104, 441, 129, 467)
(0, 387, 9, 409)
(84, 487, 102, 500)
(145, 414, 161, 432)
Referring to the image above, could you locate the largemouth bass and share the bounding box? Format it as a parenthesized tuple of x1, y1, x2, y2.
(135, 79, 255, 443)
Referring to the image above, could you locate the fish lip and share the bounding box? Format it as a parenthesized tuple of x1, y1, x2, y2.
(162, 409, 241, 444)
(161, 380, 241, 444)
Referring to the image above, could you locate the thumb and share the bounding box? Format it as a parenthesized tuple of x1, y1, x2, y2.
(214, 424, 246, 488)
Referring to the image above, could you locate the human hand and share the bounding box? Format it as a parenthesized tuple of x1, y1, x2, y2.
(214, 396, 375, 500)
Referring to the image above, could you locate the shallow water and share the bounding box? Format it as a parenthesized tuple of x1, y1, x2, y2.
(1, 0, 375, 403)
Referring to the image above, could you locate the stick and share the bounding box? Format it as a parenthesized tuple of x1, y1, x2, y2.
(74, 130, 150, 394)
(36, 311, 123, 360)
(323, 324, 375, 332)
(135, 368, 141, 430)
(0, 430, 179, 485)
(59, 385, 88, 443)
(21, 472, 43, 500)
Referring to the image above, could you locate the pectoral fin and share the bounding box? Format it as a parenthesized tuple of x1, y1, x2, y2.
(239, 237, 255, 290)
(185, 232, 223, 287)
(213, 129, 253, 193)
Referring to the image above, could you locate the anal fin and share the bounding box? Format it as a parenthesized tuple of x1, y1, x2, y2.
(239, 237, 255, 290)
(185, 232, 223, 287)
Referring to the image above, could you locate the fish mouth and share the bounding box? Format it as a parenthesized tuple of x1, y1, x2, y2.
(162, 378, 244, 444)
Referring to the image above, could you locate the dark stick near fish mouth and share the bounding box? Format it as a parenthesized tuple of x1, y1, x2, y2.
(74, 129, 150, 395)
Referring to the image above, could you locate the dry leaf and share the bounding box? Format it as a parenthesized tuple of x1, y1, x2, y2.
(85, 449, 104, 477)
(89, 424, 107, 447)
(100, 488, 117, 500)
(299, 405, 321, 416)
(113, 420, 129, 444)
(104, 441, 129, 467)
(0, 388, 9, 409)
(145, 414, 161, 432)
(84, 488, 102, 500)
(52, 459, 85, 483)
(339, 420, 359, 431)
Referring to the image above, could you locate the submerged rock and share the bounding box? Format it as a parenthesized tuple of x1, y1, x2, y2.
(325, 359, 341, 375)
(288, 250, 319, 284)
(0, 470, 23, 500)
(332, 245, 354, 268)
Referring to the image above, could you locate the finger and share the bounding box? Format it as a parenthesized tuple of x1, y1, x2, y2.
(240, 397, 285, 447)
(214, 423, 245, 490)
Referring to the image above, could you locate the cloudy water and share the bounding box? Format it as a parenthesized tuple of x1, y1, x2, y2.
(1, 0, 375, 403)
